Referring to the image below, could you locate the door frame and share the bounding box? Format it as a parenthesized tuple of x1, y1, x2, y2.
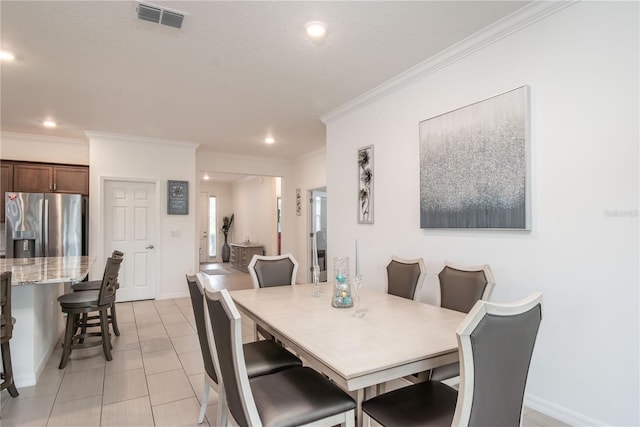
(307, 186, 327, 283)
(100, 177, 161, 300)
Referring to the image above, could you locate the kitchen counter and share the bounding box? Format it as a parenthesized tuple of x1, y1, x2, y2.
(2, 256, 95, 387)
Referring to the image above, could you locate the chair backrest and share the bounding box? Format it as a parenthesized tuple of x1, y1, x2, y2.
(385, 256, 426, 301)
(437, 261, 495, 313)
(97, 257, 123, 306)
(453, 292, 543, 427)
(186, 274, 217, 383)
(248, 254, 298, 288)
(0, 272, 12, 341)
(205, 288, 261, 426)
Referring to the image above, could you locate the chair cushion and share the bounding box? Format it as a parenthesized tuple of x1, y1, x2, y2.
(71, 280, 101, 291)
(362, 381, 457, 427)
(58, 290, 100, 308)
(251, 367, 355, 427)
(243, 340, 302, 378)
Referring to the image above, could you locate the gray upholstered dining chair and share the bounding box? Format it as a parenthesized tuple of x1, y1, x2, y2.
(204, 287, 356, 427)
(248, 253, 298, 340)
(187, 273, 303, 424)
(385, 256, 426, 301)
(428, 261, 495, 382)
(362, 292, 543, 427)
(248, 253, 298, 289)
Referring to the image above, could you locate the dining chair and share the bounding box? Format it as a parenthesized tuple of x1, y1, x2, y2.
(71, 250, 124, 336)
(57, 256, 122, 369)
(248, 253, 298, 288)
(187, 274, 303, 424)
(1, 271, 19, 397)
(362, 292, 543, 427)
(204, 287, 356, 427)
(427, 261, 496, 382)
(248, 253, 298, 340)
(385, 256, 426, 301)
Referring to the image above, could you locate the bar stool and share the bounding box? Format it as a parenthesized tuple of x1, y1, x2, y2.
(1, 271, 19, 397)
(71, 250, 124, 336)
(58, 256, 122, 369)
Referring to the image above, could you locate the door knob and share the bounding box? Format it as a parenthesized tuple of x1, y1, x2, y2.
(145, 245, 154, 249)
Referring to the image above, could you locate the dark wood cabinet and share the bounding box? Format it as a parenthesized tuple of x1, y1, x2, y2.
(9, 162, 89, 195)
(1, 163, 14, 222)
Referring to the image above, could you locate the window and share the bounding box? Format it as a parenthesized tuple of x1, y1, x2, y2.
(208, 196, 217, 257)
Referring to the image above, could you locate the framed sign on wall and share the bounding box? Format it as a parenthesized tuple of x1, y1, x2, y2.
(167, 180, 189, 215)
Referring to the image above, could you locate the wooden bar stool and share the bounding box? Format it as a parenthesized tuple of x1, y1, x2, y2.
(71, 250, 124, 336)
(1, 271, 19, 397)
(57, 256, 122, 369)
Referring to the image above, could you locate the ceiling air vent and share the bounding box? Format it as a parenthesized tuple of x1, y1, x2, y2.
(136, 2, 186, 30)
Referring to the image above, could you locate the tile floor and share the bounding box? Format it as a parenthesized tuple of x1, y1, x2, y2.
(0, 263, 569, 427)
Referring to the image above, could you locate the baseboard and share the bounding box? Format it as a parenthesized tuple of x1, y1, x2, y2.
(157, 291, 189, 300)
(525, 393, 606, 427)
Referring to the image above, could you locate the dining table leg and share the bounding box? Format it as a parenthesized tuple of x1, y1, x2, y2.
(356, 388, 365, 427)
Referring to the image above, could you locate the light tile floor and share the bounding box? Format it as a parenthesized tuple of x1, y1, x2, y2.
(0, 263, 569, 427)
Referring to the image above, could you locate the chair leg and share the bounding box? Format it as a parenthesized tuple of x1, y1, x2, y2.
(110, 301, 120, 336)
(217, 385, 228, 427)
(1, 341, 19, 397)
(59, 313, 76, 369)
(99, 309, 113, 361)
(198, 381, 210, 424)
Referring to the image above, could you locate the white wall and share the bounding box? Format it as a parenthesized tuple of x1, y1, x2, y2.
(324, 2, 638, 426)
(87, 132, 198, 300)
(231, 176, 279, 255)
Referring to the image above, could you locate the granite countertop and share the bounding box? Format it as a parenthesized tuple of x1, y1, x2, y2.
(1, 256, 96, 285)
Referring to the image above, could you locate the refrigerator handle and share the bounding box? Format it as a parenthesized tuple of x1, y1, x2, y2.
(43, 198, 49, 257)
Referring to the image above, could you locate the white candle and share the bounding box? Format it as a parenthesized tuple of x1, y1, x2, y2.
(355, 238, 360, 277)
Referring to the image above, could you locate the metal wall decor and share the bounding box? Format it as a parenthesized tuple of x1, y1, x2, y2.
(358, 145, 374, 224)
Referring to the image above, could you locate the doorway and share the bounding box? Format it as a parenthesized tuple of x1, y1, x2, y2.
(103, 179, 157, 301)
(199, 191, 217, 263)
(308, 187, 327, 282)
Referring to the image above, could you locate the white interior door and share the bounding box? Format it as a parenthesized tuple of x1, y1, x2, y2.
(104, 180, 157, 301)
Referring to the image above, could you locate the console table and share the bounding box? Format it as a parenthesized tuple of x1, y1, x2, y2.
(229, 243, 264, 272)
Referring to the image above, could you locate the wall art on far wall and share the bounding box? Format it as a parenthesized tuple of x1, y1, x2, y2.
(358, 145, 374, 224)
(167, 180, 189, 215)
(296, 188, 302, 216)
(419, 86, 530, 229)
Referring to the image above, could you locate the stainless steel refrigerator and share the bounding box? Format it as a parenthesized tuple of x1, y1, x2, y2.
(5, 192, 88, 258)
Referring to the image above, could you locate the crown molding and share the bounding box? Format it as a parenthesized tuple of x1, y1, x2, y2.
(84, 131, 200, 149)
(1, 131, 88, 145)
(320, 0, 577, 124)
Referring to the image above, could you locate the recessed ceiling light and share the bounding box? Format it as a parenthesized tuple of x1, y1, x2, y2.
(264, 137, 275, 144)
(203, 174, 210, 181)
(305, 21, 328, 44)
(42, 120, 58, 128)
(0, 50, 15, 61)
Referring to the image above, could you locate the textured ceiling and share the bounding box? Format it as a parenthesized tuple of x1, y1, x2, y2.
(1, 1, 529, 160)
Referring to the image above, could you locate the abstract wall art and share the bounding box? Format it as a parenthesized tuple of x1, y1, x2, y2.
(358, 145, 374, 224)
(419, 86, 530, 229)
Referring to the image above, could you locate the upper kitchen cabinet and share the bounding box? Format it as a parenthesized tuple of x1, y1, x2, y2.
(11, 162, 89, 195)
(1, 163, 14, 222)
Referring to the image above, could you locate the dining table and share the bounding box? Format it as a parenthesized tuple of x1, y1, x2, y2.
(2, 256, 96, 387)
(230, 283, 467, 426)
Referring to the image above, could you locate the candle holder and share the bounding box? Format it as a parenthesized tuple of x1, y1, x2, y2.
(312, 264, 321, 297)
(351, 275, 364, 317)
(331, 256, 353, 308)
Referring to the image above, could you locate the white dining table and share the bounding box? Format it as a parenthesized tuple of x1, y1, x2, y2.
(230, 283, 467, 426)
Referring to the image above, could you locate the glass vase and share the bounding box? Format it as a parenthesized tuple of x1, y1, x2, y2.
(331, 256, 353, 308)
